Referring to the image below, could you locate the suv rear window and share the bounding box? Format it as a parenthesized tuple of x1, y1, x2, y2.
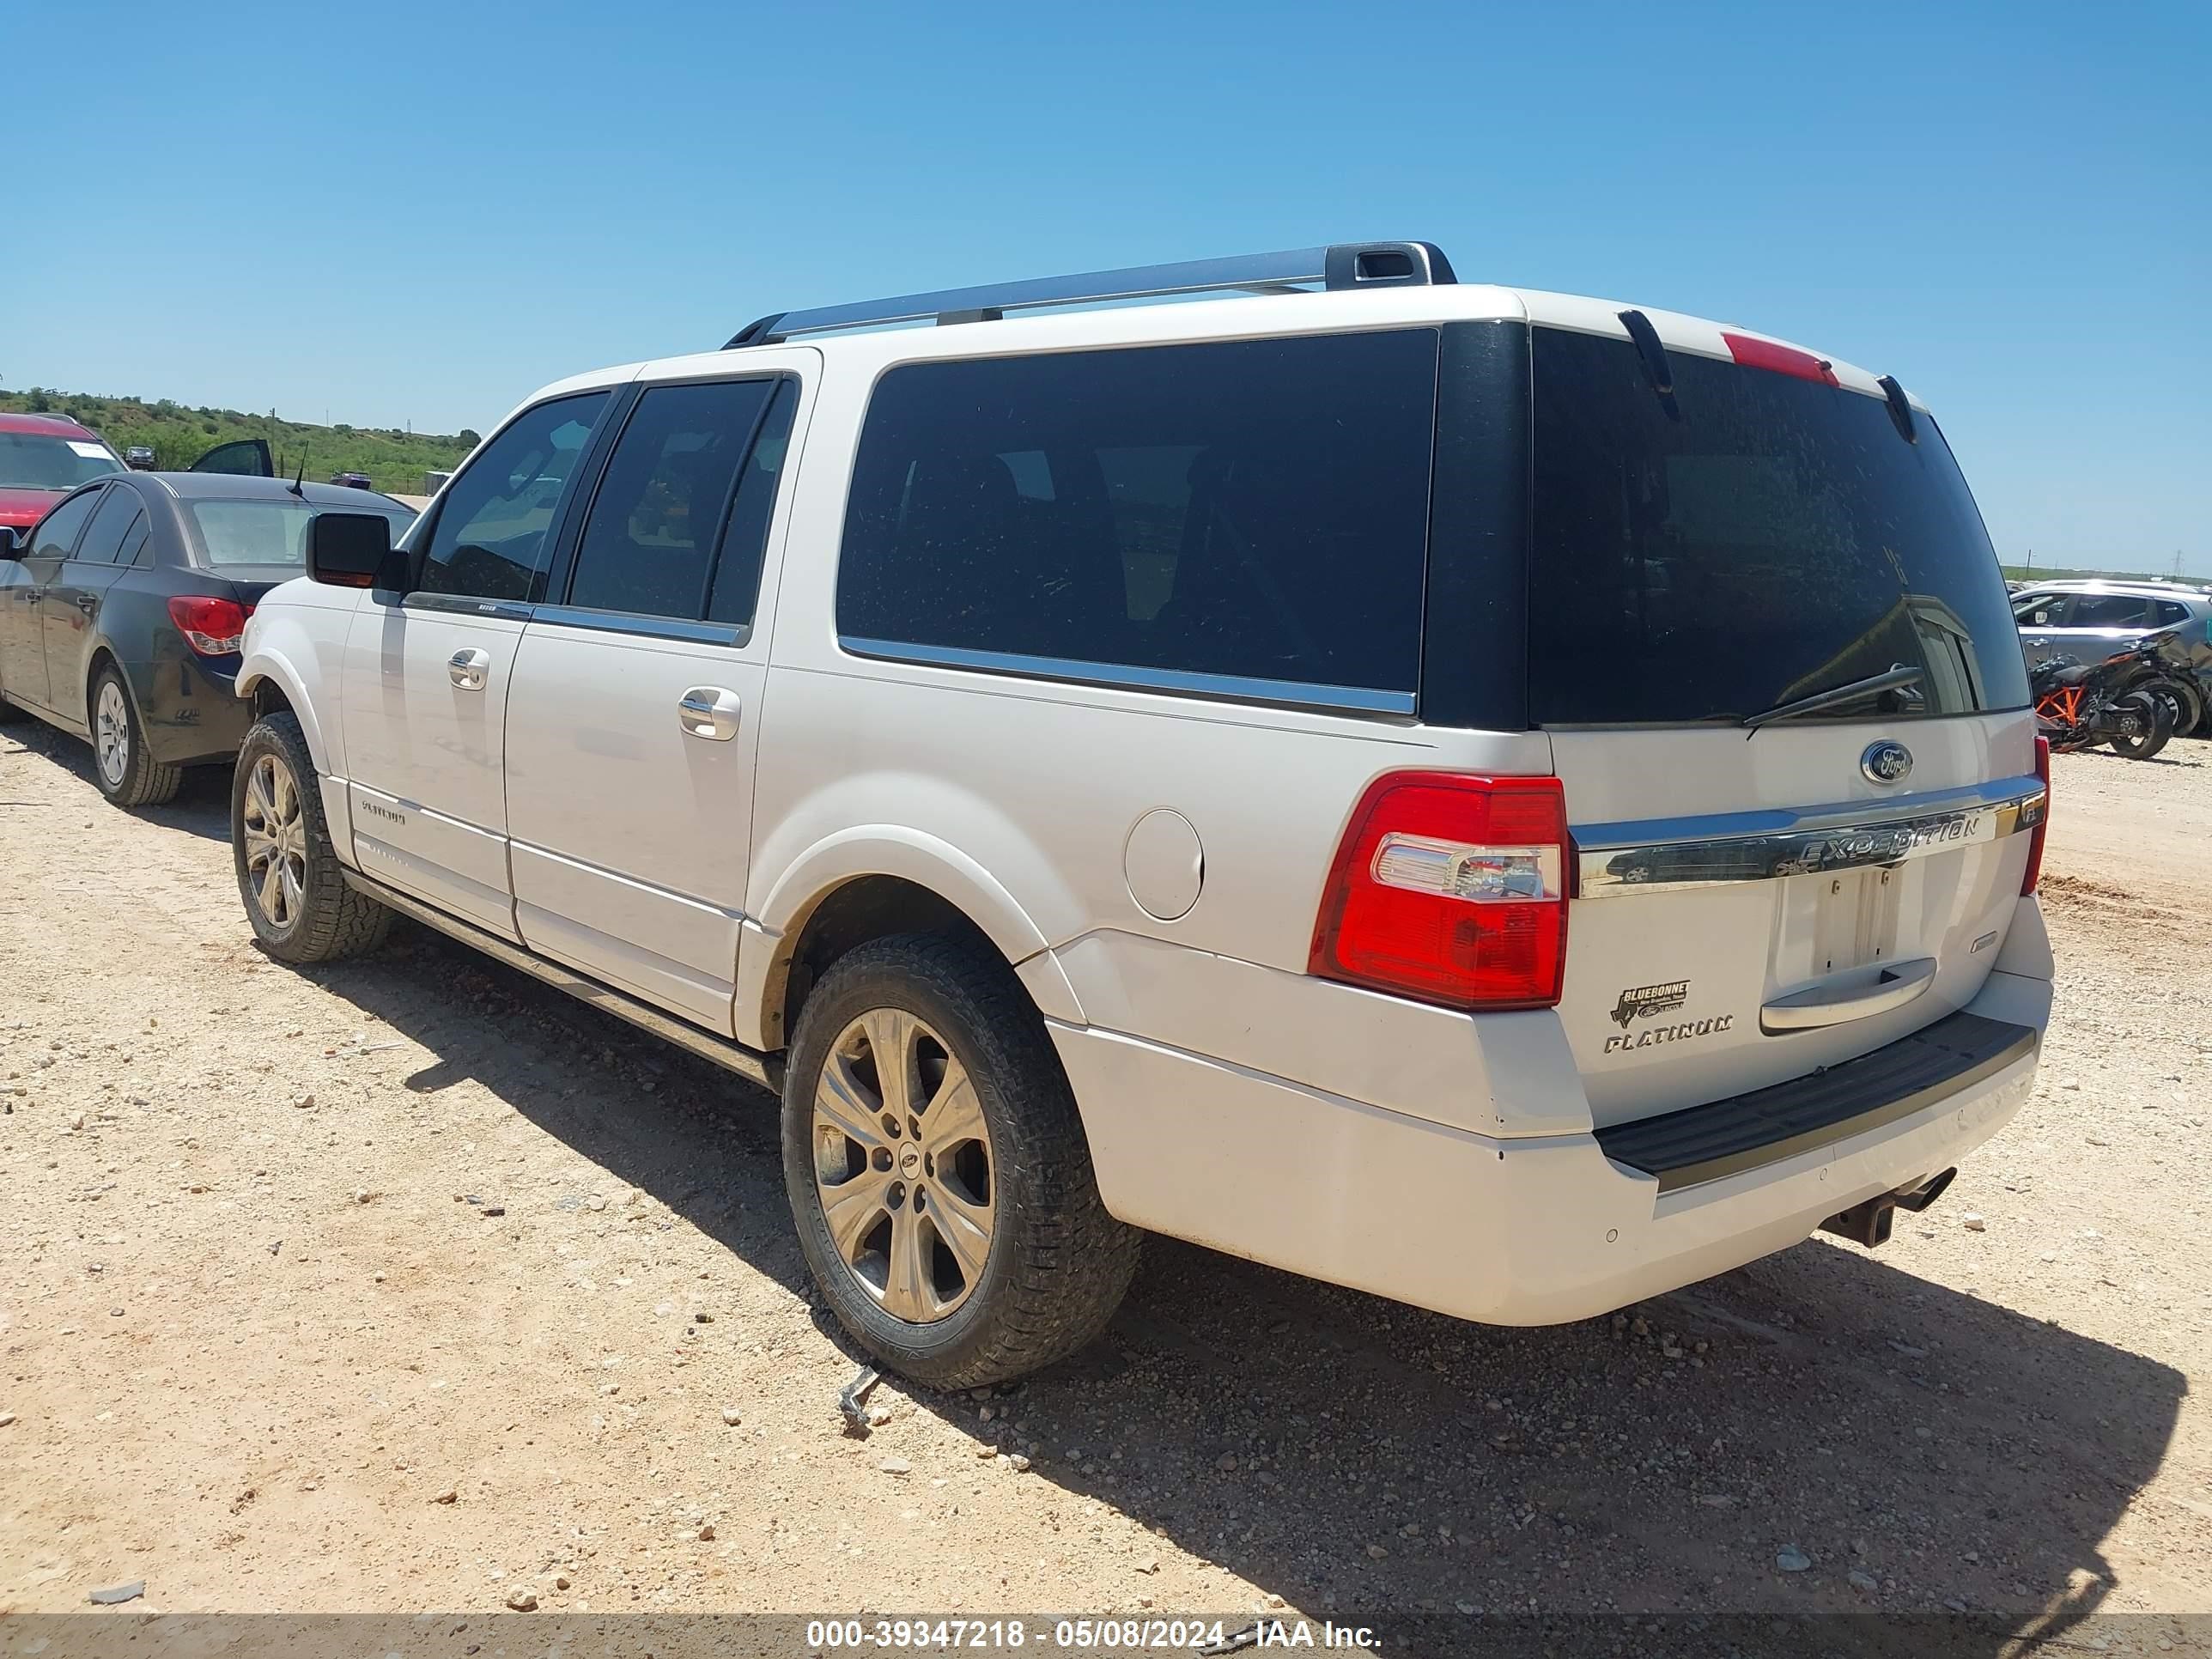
(1527, 328, 2029, 726)
(836, 331, 1439, 705)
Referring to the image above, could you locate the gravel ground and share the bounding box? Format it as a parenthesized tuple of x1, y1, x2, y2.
(2, 718, 2209, 1642)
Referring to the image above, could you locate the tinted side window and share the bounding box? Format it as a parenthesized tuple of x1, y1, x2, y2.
(189, 439, 273, 477)
(707, 380, 798, 628)
(420, 392, 608, 602)
(567, 380, 776, 619)
(118, 513, 153, 568)
(836, 331, 1439, 698)
(74, 488, 144, 565)
(2152, 600, 2189, 626)
(2069, 594, 2154, 628)
(29, 489, 101, 560)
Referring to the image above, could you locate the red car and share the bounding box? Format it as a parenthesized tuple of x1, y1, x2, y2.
(2, 415, 275, 547)
(0, 412, 126, 535)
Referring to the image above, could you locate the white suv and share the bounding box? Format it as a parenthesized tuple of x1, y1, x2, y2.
(229, 241, 2053, 1387)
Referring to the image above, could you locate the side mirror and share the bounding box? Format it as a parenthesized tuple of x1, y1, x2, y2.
(307, 512, 397, 589)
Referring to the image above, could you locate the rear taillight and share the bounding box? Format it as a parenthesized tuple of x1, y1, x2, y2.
(167, 595, 251, 656)
(1721, 331, 1840, 386)
(1310, 772, 1569, 1010)
(2021, 735, 2051, 896)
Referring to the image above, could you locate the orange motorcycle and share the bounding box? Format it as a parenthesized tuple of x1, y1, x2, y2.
(2031, 638, 2179, 759)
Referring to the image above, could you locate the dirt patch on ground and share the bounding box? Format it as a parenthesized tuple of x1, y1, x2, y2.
(3, 719, 2209, 1638)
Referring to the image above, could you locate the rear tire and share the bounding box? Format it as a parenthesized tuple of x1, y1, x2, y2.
(2109, 690, 2172, 760)
(782, 933, 1140, 1389)
(232, 712, 392, 963)
(90, 665, 183, 807)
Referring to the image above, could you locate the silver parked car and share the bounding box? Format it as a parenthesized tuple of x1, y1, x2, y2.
(2013, 579, 2212, 734)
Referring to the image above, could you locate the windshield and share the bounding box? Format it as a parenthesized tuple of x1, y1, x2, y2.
(187, 499, 416, 568)
(1527, 328, 2030, 725)
(0, 432, 125, 490)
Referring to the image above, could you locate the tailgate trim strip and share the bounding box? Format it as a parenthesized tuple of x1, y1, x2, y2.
(1594, 1010, 2037, 1194)
(1573, 775, 2047, 897)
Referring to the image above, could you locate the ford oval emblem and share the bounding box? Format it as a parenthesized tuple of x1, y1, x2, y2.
(1861, 740, 1913, 785)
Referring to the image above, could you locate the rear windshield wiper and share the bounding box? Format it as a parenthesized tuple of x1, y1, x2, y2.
(1740, 665, 1925, 732)
(1617, 309, 1682, 422)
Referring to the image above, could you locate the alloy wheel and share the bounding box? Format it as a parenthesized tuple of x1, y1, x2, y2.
(94, 681, 131, 787)
(811, 1008, 995, 1323)
(241, 753, 309, 931)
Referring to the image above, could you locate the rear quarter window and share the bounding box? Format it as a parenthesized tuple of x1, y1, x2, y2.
(835, 331, 1439, 706)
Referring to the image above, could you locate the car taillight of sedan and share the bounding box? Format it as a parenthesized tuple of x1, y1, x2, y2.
(167, 595, 252, 655)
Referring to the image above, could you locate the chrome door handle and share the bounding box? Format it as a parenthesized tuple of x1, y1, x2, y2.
(678, 685, 741, 741)
(447, 647, 490, 690)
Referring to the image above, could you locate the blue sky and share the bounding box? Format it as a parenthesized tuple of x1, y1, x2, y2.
(3, 0, 2204, 570)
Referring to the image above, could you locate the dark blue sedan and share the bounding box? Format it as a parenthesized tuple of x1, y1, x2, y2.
(0, 473, 413, 807)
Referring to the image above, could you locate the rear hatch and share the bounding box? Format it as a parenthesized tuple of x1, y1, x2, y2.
(1522, 319, 2041, 1127)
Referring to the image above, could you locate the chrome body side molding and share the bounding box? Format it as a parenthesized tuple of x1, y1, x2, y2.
(532, 605, 750, 647)
(837, 635, 1418, 718)
(1574, 775, 2048, 898)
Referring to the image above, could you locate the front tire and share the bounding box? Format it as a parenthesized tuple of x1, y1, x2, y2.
(232, 712, 392, 963)
(89, 665, 183, 807)
(782, 933, 1140, 1389)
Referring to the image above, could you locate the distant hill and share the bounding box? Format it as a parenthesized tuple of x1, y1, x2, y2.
(2002, 562, 2211, 588)
(0, 386, 476, 495)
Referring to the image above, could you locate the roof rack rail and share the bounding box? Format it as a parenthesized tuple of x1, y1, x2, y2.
(723, 240, 1454, 349)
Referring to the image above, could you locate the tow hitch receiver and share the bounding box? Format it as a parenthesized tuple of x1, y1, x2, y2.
(1820, 1168, 1958, 1249)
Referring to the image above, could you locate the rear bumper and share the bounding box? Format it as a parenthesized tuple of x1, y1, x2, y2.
(1051, 966, 2046, 1328)
(132, 651, 252, 766)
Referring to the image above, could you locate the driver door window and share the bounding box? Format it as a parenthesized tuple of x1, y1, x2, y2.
(417, 392, 609, 602)
(28, 489, 101, 562)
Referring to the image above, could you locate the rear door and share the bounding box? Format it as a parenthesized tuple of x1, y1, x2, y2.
(339, 392, 611, 938)
(2032, 590, 2160, 672)
(502, 365, 805, 1030)
(1521, 323, 2040, 1126)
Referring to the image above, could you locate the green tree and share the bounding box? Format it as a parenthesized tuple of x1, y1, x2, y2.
(457, 428, 482, 448)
